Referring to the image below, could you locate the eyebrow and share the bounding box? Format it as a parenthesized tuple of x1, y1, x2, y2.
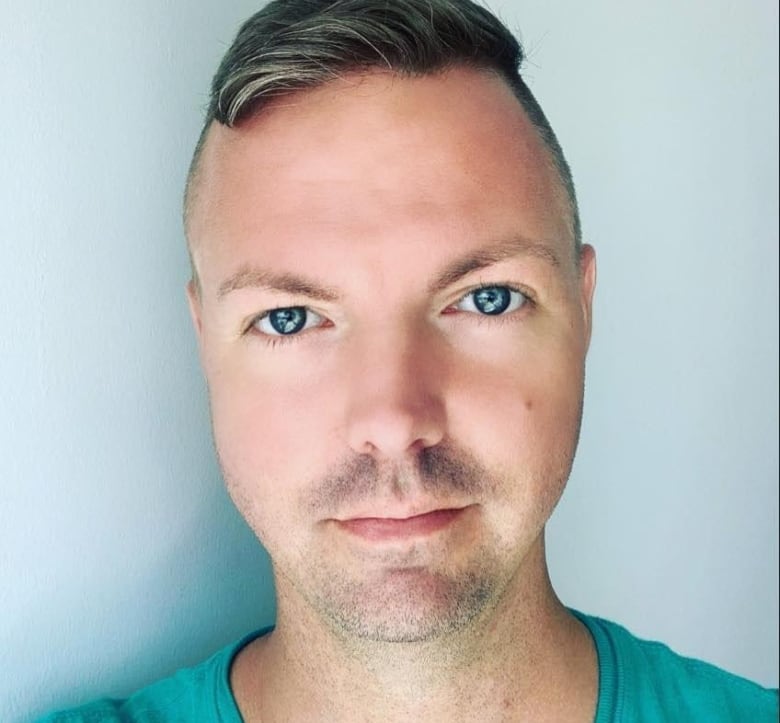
(216, 237, 561, 301)
(217, 266, 340, 302)
(428, 237, 561, 294)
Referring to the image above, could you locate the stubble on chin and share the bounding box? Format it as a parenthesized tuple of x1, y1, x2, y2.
(307, 554, 499, 644)
(288, 442, 512, 643)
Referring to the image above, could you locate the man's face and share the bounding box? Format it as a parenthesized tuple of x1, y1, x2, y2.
(188, 67, 595, 642)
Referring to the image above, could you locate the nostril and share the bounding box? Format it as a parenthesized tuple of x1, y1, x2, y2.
(345, 395, 446, 460)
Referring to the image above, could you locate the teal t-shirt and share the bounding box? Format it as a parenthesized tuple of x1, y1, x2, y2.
(38, 613, 778, 722)
(571, 612, 778, 722)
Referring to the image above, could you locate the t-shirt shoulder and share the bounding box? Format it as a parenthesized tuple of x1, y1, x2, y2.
(577, 611, 778, 723)
(35, 628, 271, 723)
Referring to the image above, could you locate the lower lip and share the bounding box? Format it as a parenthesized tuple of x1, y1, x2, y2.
(337, 508, 465, 541)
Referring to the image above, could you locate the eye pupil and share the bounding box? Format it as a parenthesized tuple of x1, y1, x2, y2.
(473, 287, 511, 315)
(269, 307, 306, 334)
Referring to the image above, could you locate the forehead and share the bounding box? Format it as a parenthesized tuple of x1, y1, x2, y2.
(187, 67, 572, 285)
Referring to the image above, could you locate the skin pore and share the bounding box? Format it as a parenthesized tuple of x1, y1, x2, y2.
(187, 67, 598, 721)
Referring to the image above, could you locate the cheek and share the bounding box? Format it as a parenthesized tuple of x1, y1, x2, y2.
(208, 375, 335, 560)
(213, 381, 318, 470)
(446, 343, 584, 543)
(206, 352, 344, 512)
(448, 334, 585, 478)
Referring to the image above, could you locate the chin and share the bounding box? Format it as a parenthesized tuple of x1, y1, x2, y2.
(309, 565, 499, 644)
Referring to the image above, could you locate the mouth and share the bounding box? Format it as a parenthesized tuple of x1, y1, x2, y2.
(335, 507, 469, 542)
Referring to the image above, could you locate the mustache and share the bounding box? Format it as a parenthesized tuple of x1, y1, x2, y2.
(302, 441, 497, 517)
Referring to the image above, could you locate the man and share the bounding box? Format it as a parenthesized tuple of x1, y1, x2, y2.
(41, 0, 777, 721)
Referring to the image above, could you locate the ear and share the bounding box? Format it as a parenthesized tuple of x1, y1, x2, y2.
(578, 244, 597, 351)
(186, 279, 203, 342)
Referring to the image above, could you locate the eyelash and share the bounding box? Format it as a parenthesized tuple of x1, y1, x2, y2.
(258, 334, 297, 350)
(449, 283, 534, 316)
(244, 309, 326, 347)
(245, 283, 534, 346)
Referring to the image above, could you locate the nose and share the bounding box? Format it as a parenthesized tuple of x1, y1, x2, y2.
(343, 325, 447, 460)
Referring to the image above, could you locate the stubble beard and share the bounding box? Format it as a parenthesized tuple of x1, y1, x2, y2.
(224, 430, 580, 646)
(281, 443, 521, 644)
(300, 550, 500, 644)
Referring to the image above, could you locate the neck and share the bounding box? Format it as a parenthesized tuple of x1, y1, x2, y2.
(231, 536, 597, 722)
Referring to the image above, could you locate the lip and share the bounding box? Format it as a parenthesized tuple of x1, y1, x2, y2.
(335, 507, 467, 541)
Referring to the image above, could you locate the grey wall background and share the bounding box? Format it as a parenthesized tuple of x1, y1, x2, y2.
(1, 1, 776, 720)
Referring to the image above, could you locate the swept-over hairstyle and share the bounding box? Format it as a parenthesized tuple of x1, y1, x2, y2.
(185, 0, 581, 248)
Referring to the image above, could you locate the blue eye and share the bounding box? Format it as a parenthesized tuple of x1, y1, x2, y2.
(254, 307, 324, 336)
(456, 286, 526, 315)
